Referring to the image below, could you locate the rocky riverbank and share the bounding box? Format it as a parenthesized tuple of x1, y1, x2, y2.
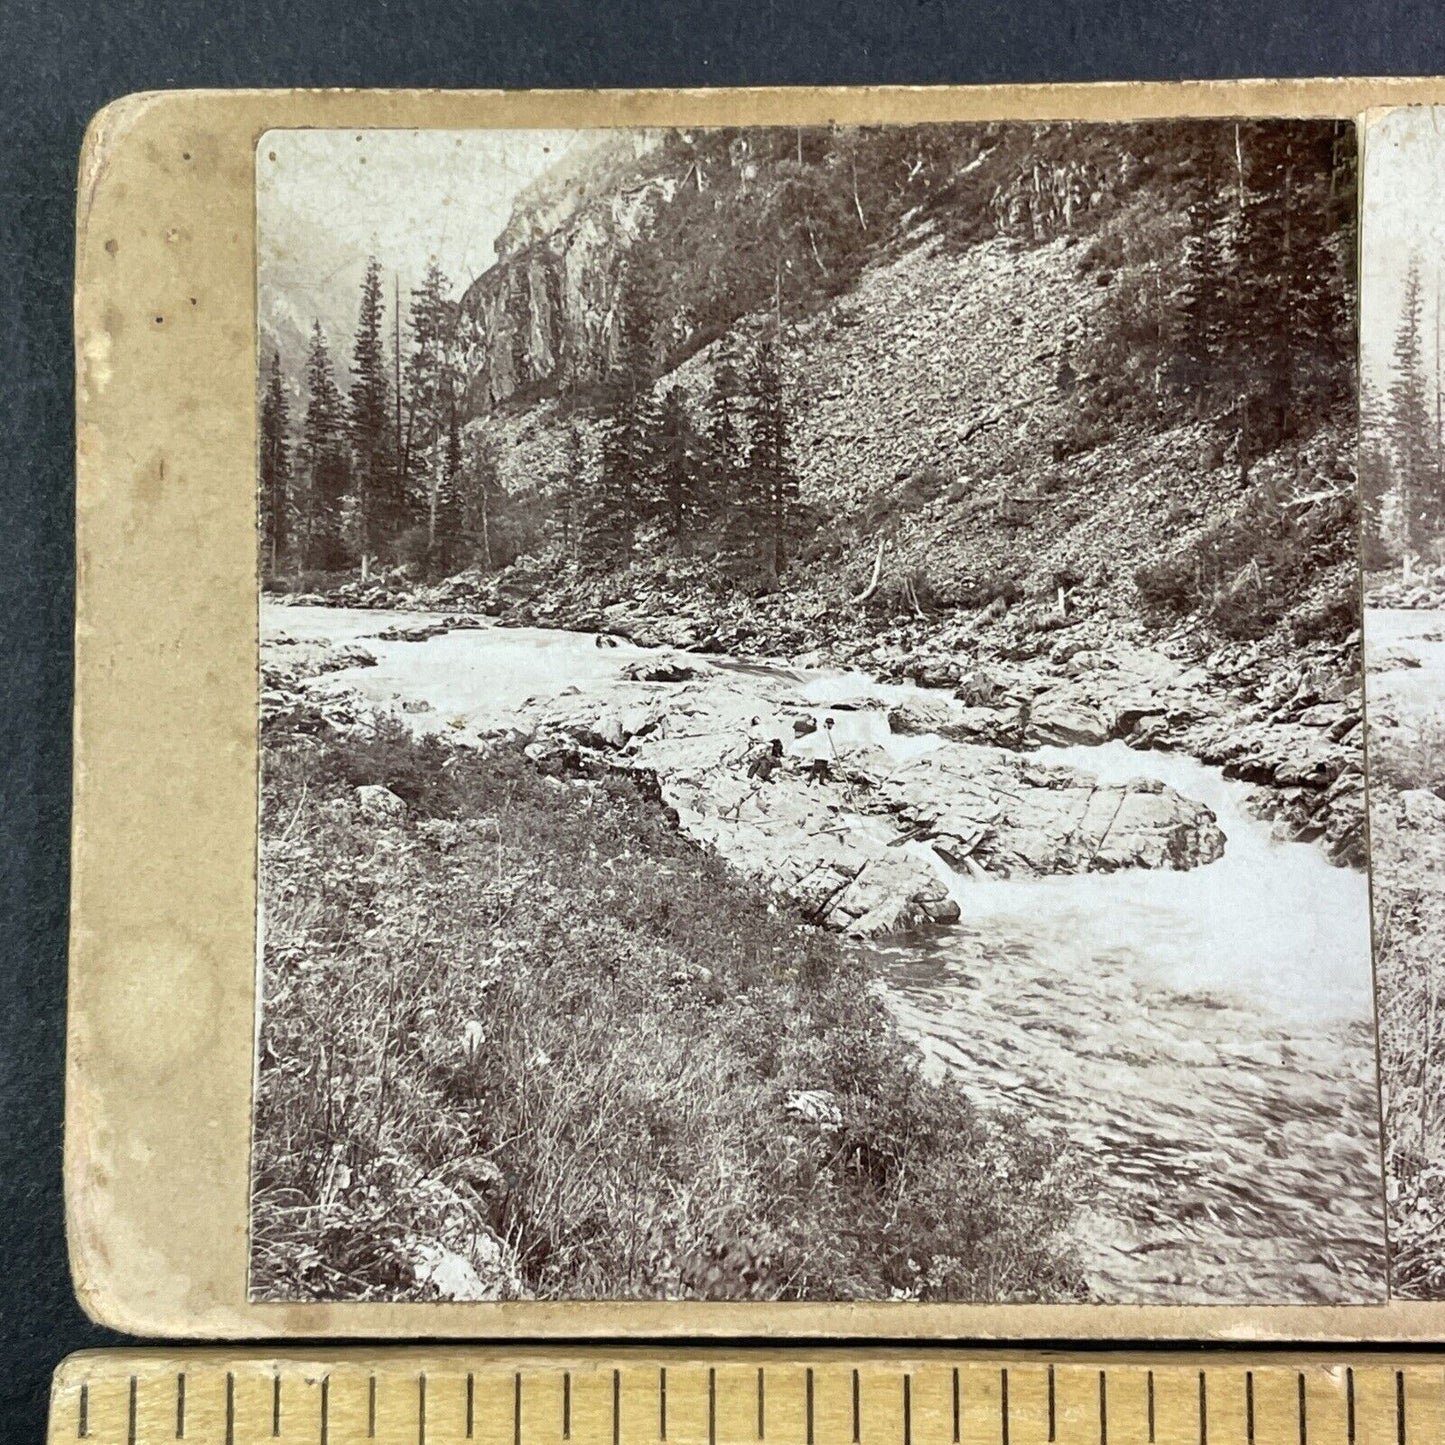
(261, 599, 1387, 1302)
(277, 556, 1368, 879)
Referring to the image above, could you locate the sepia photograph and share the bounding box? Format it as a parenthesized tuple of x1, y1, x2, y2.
(249, 120, 1385, 1306)
(1361, 106, 1445, 1301)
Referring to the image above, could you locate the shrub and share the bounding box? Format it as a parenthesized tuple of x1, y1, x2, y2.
(955, 568, 1024, 610)
(1290, 582, 1361, 646)
(1374, 717, 1445, 794)
(1134, 555, 1197, 619)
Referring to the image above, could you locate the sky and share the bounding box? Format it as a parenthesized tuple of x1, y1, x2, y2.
(256, 128, 586, 366)
(1361, 107, 1445, 397)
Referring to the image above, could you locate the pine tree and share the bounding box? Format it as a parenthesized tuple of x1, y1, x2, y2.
(464, 436, 505, 572)
(403, 261, 459, 551)
(432, 404, 465, 577)
(702, 351, 743, 529)
(742, 336, 799, 581)
(1226, 122, 1355, 471)
(655, 386, 701, 548)
(259, 351, 292, 578)
(1387, 260, 1440, 559)
(1172, 131, 1229, 412)
(584, 265, 659, 562)
(299, 323, 350, 572)
(350, 259, 398, 570)
(588, 384, 656, 563)
(550, 420, 588, 560)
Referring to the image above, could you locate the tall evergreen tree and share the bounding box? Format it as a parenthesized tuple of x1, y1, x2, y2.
(742, 336, 798, 581)
(299, 322, 350, 571)
(259, 350, 292, 578)
(702, 350, 743, 527)
(588, 385, 656, 563)
(585, 265, 659, 561)
(350, 258, 398, 570)
(1387, 260, 1441, 559)
(1172, 131, 1229, 412)
(1227, 122, 1355, 471)
(432, 404, 465, 577)
(550, 420, 588, 560)
(465, 436, 505, 572)
(404, 261, 460, 549)
(655, 386, 701, 548)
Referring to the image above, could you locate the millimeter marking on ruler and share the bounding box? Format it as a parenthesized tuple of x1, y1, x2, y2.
(48, 1351, 1445, 1445)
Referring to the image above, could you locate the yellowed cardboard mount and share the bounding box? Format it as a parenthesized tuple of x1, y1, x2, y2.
(69, 81, 1445, 1339)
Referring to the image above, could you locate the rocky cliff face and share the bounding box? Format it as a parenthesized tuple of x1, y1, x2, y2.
(456, 126, 1131, 416)
(458, 150, 672, 411)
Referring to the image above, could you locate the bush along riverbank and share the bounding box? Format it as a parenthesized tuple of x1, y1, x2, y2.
(252, 704, 1094, 1303)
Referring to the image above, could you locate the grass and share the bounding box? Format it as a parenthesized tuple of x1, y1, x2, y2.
(251, 713, 1093, 1303)
(1370, 719, 1445, 1297)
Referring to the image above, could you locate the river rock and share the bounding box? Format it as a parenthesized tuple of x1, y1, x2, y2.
(376, 621, 450, 643)
(1027, 692, 1111, 746)
(317, 641, 378, 673)
(1401, 789, 1445, 829)
(877, 752, 1225, 877)
(355, 784, 407, 822)
(1369, 645, 1424, 673)
(620, 652, 707, 684)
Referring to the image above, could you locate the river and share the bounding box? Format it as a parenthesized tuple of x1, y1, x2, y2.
(265, 601, 1389, 1304)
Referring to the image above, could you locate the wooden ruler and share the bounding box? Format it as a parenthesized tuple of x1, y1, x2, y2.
(46, 1350, 1445, 1445)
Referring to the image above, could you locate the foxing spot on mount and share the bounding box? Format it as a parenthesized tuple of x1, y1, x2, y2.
(249, 121, 1386, 1306)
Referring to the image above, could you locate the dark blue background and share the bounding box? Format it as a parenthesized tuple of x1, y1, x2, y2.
(4, 3, 1443, 1441)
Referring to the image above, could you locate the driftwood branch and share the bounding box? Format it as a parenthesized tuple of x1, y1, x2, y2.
(853, 536, 888, 604)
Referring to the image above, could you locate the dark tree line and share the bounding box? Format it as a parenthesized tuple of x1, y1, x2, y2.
(262, 255, 520, 585)
(1066, 121, 1357, 473)
(260, 255, 802, 588)
(1359, 258, 1445, 571)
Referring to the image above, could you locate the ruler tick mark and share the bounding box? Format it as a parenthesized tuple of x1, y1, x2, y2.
(1397, 1370, 1406, 1445)
(1347, 1368, 1356, 1445)
(1198, 1371, 1207, 1445)
(757, 1367, 765, 1440)
(467, 1373, 475, 1440)
(560, 1372, 568, 1441)
(661, 1367, 668, 1441)
(709, 1368, 717, 1445)
(419, 1372, 428, 1445)
(368, 1374, 377, 1438)
(1297, 1373, 1307, 1445)
(177, 1372, 186, 1439)
(1246, 1372, 1255, 1445)
(225, 1372, 235, 1445)
(852, 1368, 861, 1443)
(612, 1369, 620, 1445)
(1000, 1369, 1009, 1445)
(1099, 1370, 1108, 1445)
(1147, 1371, 1155, 1445)
(953, 1368, 961, 1445)
(128, 1377, 138, 1445)
(806, 1368, 815, 1445)
(903, 1374, 912, 1445)
(78, 1382, 88, 1438)
(516, 1372, 524, 1445)
(273, 1371, 282, 1438)
(1048, 1366, 1056, 1443)
(321, 1376, 330, 1445)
